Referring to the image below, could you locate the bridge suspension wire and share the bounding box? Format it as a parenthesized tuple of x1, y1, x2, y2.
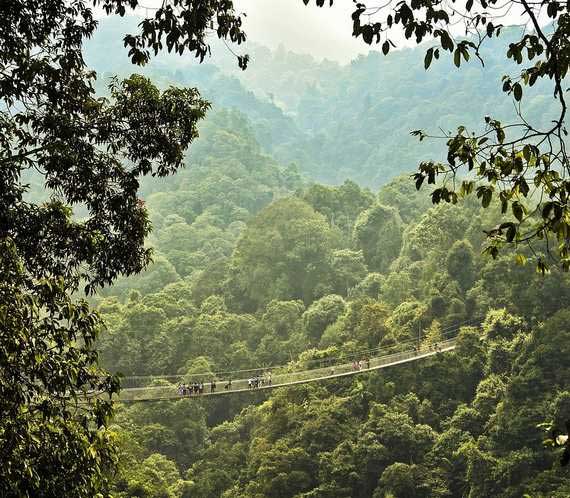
(116, 339, 457, 403)
(117, 315, 483, 389)
(113, 316, 482, 403)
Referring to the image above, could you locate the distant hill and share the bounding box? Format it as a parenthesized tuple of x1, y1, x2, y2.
(86, 17, 558, 188)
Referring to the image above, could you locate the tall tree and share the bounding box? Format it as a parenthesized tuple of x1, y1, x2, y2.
(353, 203, 403, 273)
(1, 0, 246, 495)
(228, 198, 338, 309)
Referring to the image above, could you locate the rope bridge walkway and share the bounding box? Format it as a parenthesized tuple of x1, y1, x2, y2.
(116, 334, 462, 403)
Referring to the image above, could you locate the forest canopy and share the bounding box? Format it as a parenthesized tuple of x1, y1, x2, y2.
(2, 0, 570, 496)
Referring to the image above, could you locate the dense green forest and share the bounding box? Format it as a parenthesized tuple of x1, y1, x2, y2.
(69, 17, 570, 497)
(4, 4, 570, 496)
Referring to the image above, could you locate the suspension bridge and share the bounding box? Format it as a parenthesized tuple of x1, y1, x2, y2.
(115, 322, 469, 403)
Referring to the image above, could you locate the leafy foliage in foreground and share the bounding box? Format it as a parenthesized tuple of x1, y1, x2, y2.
(1, 0, 245, 493)
(0, 240, 118, 496)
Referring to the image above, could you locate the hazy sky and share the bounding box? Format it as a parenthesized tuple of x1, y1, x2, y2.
(127, 0, 532, 63)
(131, 0, 379, 62)
(231, 1, 532, 62)
(234, 0, 373, 62)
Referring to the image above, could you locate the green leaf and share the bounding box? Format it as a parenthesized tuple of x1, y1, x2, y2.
(522, 144, 532, 161)
(453, 48, 461, 67)
(512, 202, 524, 222)
(440, 30, 454, 51)
(424, 48, 434, 70)
(496, 127, 505, 144)
(499, 222, 517, 242)
(513, 82, 523, 101)
(460, 180, 474, 196)
(479, 187, 493, 208)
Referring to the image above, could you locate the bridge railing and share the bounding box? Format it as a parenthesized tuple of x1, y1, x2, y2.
(117, 329, 466, 390)
(116, 337, 457, 402)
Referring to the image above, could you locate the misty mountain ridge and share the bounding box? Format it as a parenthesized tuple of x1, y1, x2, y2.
(86, 16, 557, 187)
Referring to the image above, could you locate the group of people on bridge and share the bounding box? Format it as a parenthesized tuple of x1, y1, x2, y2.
(177, 381, 209, 396)
(247, 371, 272, 389)
(177, 379, 229, 396)
(351, 358, 371, 371)
(173, 343, 447, 398)
(176, 371, 273, 396)
(327, 357, 370, 376)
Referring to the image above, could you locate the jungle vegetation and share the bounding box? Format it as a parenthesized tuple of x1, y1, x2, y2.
(1, 0, 570, 497)
(95, 104, 570, 498)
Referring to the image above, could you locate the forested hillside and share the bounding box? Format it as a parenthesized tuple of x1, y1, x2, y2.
(14, 15, 569, 496)
(86, 18, 560, 187)
(85, 26, 570, 491)
(5, 2, 570, 497)
(100, 148, 570, 496)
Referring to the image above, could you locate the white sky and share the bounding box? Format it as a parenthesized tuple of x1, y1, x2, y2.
(231, 1, 535, 62)
(130, 0, 382, 62)
(234, 0, 374, 62)
(126, 0, 534, 63)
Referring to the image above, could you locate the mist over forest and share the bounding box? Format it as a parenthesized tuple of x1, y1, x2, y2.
(3, 3, 570, 498)
(85, 16, 559, 188)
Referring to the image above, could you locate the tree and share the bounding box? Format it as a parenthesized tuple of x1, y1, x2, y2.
(1, 0, 247, 494)
(446, 240, 476, 292)
(305, 0, 570, 272)
(353, 203, 403, 273)
(483, 309, 526, 341)
(262, 300, 306, 338)
(302, 180, 375, 239)
(244, 440, 317, 498)
(229, 198, 339, 308)
(375, 463, 449, 498)
(377, 175, 432, 225)
(303, 295, 347, 342)
(386, 300, 428, 341)
(402, 203, 471, 263)
(423, 319, 443, 347)
(364, 407, 437, 463)
(349, 272, 383, 300)
(0, 240, 118, 496)
(351, 301, 390, 348)
(119, 453, 182, 498)
(330, 249, 368, 295)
